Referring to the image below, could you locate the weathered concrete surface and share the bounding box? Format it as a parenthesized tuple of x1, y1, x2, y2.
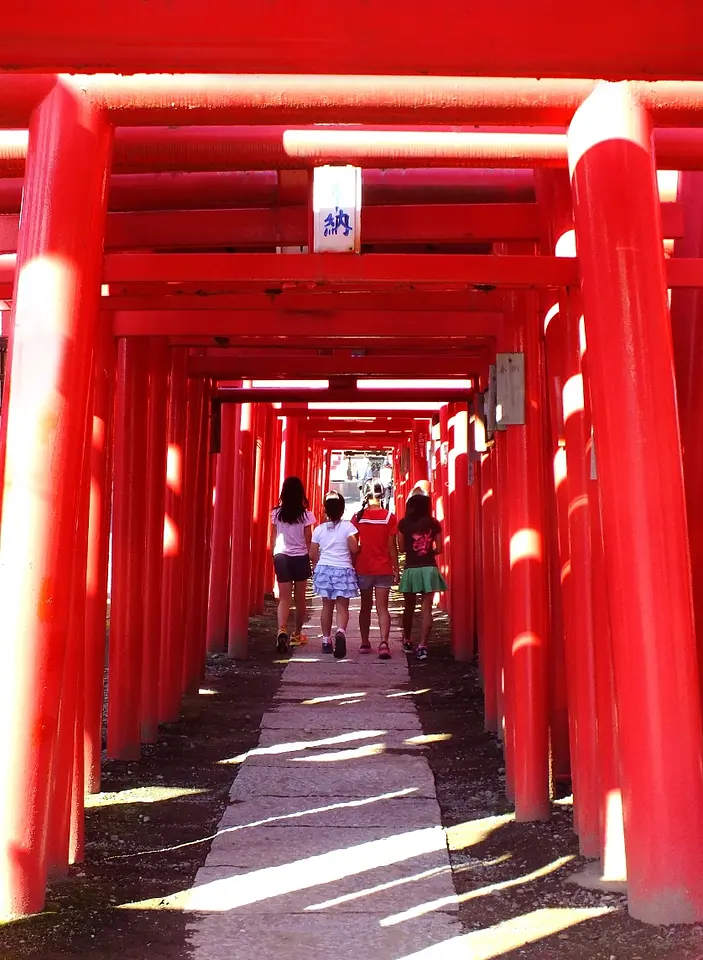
(185, 611, 462, 958)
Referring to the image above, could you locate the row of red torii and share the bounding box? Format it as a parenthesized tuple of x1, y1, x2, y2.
(0, 75, 702, 929)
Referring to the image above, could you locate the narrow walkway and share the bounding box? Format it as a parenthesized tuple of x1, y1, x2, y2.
(185, 604, 462, 958)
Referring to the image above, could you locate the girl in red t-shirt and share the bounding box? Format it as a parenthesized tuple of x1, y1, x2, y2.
(351, 480, 399, 660)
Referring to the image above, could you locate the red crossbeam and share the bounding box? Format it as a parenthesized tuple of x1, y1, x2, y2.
(111, 310, 503, 339)
(188, 354, 482, 378)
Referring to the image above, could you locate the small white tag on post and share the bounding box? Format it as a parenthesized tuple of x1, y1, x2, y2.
(496, 352, 526, 426)
(312, 165, 361, 253)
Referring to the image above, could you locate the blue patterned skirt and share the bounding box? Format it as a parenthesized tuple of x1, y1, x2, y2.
(313, 564, 359, 599)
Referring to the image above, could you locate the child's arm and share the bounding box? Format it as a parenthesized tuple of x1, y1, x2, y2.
(347, 531, 360, 556)
(304, 523, 313, 549)
(388, 533, 400, 581)
(433, 523, 443, 556)
(309, 542, 320, 567)
(269, 523, 277, 556)
(397, 532, 406, 554)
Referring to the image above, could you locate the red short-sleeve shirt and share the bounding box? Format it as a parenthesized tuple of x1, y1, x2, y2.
(351, 507, 398, 576)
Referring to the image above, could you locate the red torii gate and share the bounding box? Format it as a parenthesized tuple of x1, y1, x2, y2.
(0, 65, 701, 930)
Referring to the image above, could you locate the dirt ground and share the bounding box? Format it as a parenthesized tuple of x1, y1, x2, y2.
(406, 607, 703, 960)
(1, 596, 702, 959)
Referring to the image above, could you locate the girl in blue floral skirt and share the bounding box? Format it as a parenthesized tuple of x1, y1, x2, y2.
(310, 491, 359, 659)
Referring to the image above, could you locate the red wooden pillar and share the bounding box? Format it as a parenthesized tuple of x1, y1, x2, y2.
(141, 339, 169, 743)
(159, 348, 188, 724)
(479, 451, 498, 731)
(228, 402, 254, 659)
(581, 343, 626, 881)
(561, 287, 600, 856)
(495, 428, 514, 797)
(185, 380, 211, 691)
(412, 422, 429, 488)
(108, 338, 150, 760)
(84, 325, 116, 793)
(503, 293, 551, 822)
(249, 404, 266, 615)
(254, 405, 275, 608)
(670, 171, 703, 705)
(181, 378, 206, 695)
(448, 403, 473, 660)
(569, 82, 703, 923)
(207, 402, 236, 651)
(0, 83, 111, 917)
(438, 405, 451, 609)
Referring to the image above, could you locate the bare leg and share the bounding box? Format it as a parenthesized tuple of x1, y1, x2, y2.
(277, 581, 293, 632)
(293, 580, 307, 634)
(402, 592, 416, 641)
(419, 593, 435, 646)
(375, 587, 391, 644)
(359, 589, 373, 644)
(321, 598, 335, 638)
(335, 597, 350, 632)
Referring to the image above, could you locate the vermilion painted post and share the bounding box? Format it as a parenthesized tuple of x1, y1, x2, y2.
(569, 81, 703, 923)
(228, 402, 254, 659)
(448, 402, 473, 660)
(561, 287, 600, 856)
(181, 378, 205, 694)
(670, 171, 703, 705)
(249, 404, 266, 615)
(543, 304, 581, 817)
(504, 293, 550, 822)
(108, 338, 150, 761)
(412, 422, 429, 488)
(581, 343, 626, 881)
(48, 366, 95, 877)
(438, 405, 451, 610)
(206, 402, 236, 652)
(84, 325, 116, 793)
(0, 83, 111, 918)
(159, 348, 188, 724)
(480, 451, 499, 732)
(495, 429, 514, 798)
(253, 405, 274, 611)
(184, 380, 210, 692)
(141, 338, 169, 743)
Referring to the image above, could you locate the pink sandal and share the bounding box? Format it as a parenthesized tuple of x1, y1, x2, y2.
(378, 641, 392, 661)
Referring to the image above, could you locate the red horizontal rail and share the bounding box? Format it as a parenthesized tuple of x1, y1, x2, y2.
(2, 76, 703, 126)
(188, 354, 482, 378)
(216, 388, 470, 403)
(111, 309, 503, 338)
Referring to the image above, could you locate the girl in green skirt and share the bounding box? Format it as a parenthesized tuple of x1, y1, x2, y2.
(397, 492, 447, 660)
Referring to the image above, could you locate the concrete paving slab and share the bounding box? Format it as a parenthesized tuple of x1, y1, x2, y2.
(229, 756, 437, 800)
(186, 911, 463, 960)
(217, 795, 444, 830)
(261, 707, 422, 731)
(186, 605, 458, 958)
(187, 854, 456, 914)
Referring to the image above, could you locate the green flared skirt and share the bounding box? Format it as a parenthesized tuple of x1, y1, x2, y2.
(399, 565, 448, 594)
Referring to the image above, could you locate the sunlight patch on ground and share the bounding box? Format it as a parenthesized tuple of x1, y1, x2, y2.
(291, 743, 386, 762)
(84, 786, 207, 809)
(197, 687, 218, 696)
(445, 814, 514, 852)
(387, 688, 432, 698)
(302, 692, 368, 704)
(404, 734, 452, 746)
(119, 824, 445, 913)
(305, 865, 453, 911)
(220, 730, 387, 764)
(394, 907, 615, 959)
(380, 856, 575, 926)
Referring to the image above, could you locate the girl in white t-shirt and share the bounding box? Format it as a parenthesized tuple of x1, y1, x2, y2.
(270, 476, 316, 653)
(310, 491, 359, 659)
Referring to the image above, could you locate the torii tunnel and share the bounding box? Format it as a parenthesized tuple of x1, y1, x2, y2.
(1, 4, 703, 939)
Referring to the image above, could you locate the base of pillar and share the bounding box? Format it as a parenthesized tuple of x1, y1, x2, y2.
(566, 859, 627, 894)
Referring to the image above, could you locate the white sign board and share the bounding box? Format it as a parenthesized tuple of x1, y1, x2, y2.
(496, 352, 525, 427)
(486, 366, 498, 436)
(312, 165, 361, 253)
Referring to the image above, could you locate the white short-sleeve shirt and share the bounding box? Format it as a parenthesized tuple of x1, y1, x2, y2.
(271, 508, 316, 557)
(311, 520, 358, 568)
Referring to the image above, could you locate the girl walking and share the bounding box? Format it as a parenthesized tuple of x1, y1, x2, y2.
(310, 491, 359, 659)
(397, 491, 447, 660)
(352, 480, 399, 660)
(270, 476, 316, 653)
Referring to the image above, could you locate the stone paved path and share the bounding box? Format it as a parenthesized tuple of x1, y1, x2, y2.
(184, 603, 463, 958)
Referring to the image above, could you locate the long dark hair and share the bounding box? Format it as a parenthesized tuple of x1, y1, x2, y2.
(276, 476, 309, 524)
(324, 491, 345, 525)
(404, 492, 432, 524)
(356, 479, 384, 521)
